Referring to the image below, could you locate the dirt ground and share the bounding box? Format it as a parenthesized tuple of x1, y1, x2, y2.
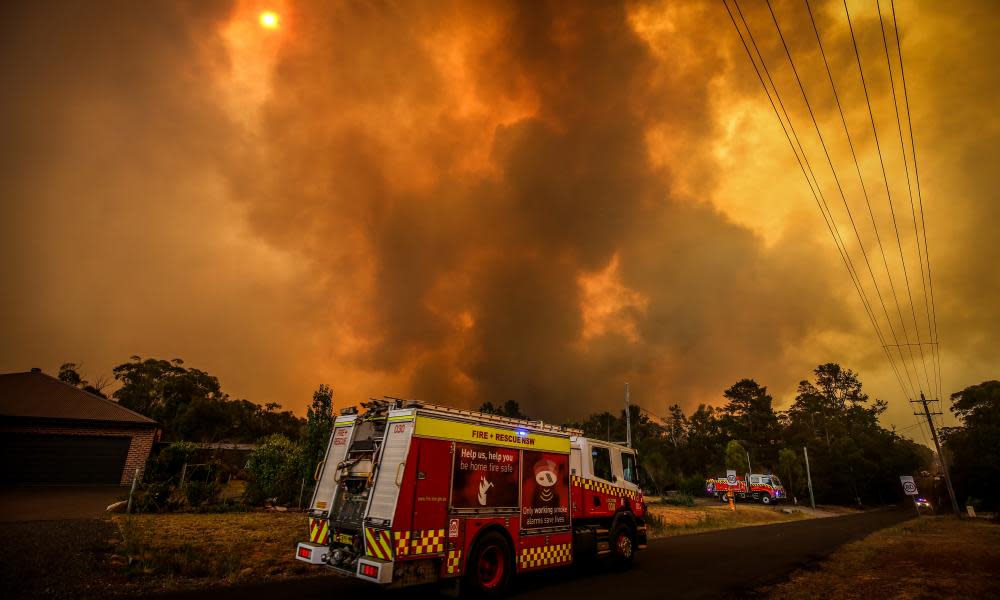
(758, 516, 1000, 599)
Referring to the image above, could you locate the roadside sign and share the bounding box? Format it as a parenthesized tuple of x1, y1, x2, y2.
(899, 475, 918, 496)
(726, 469, 737, 485)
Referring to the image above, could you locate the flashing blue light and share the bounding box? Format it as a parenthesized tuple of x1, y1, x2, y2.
(516, 429, 528, 437)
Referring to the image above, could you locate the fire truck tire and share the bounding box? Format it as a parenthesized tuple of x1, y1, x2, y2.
(610, 523, 635, 570)
(760, 493, 773, 505)
(463, 531, 512, 599)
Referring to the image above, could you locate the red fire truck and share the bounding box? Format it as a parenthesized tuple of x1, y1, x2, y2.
(295, 398, 646, 596)
(705, 473, 785, 505)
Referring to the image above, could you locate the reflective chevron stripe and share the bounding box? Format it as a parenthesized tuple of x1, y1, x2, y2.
(571, 475, 637, 499)
(365, 527, 394, 560)
(308, 518, 330, 544)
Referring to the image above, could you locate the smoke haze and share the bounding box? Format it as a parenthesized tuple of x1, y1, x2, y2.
(2, 0, 997, 437)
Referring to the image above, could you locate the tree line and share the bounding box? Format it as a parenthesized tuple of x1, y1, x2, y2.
(560, 363, 934, 506)
(57, 357, 995, 509)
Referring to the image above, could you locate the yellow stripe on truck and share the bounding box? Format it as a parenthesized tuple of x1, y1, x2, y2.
(413, 416, 570, 453)
(365, 528, 385, 559)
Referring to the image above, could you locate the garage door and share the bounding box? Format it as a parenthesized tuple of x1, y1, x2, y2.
(0, 433, 131, 484)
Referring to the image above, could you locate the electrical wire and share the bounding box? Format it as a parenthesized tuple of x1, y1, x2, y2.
(842, 0, 932, 398)
(723, 0, 914, 401)
(762, 0, 922, 399)
(875, 0, 936, 399)
(889, 0, 944, 405)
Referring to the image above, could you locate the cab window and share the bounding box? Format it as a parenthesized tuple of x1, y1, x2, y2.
(621, 452, 638, 485)
(591, 446, 613, 481)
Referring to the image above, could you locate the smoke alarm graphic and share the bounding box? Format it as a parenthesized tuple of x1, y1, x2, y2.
(534, 459, 558, 487)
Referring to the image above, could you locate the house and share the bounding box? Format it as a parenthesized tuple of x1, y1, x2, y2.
(0, 369, 159, 485)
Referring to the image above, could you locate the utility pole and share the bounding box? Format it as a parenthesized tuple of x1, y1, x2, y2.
(803, 446, 816, 510)
(913, 393, 960, 517)
(624, 382, 632, 449)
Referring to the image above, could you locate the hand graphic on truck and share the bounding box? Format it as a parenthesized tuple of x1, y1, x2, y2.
(477, 475, 494, 506)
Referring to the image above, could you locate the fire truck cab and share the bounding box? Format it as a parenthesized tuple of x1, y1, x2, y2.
(295, 399, 646, 596)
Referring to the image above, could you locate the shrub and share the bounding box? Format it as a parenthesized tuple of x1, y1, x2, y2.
(678, 474, 709, 497)
(184, 481, 221, 507)
(659, 492, 695, 506)
(130, 482, 176, 513)
(145, 441, 199, 484)
(244, 434, 304, 505)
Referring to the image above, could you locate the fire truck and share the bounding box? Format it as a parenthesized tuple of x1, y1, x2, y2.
(295, 398, 647, 596)
(705, 473, 785, 505)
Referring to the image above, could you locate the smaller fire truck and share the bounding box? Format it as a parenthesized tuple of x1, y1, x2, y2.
(705, 473, 785, 505)
(296, 398, 646, 597)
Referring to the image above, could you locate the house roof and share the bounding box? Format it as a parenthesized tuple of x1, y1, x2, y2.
(0, 371, 156, 425)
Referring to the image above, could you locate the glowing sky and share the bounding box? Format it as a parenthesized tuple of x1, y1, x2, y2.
(2, 0, 997, 441)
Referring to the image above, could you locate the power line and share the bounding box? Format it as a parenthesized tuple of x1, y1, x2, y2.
(875, 0, 936, 400)
(762, 0, 921, 399)
(723, 0, 914, 401)
(799, 0, 920, 402)
(889, 0, 944, 405)
(842, 0, 932, 398)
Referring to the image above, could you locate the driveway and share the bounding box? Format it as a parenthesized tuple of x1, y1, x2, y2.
(0, 485, 127, 521)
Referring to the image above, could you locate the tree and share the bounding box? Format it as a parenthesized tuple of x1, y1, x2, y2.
(777, 448, 804, 499)
(666, 404, 687, 448)
(720, 379, 779, 466)
(58, 362, 110, 397)
(479, 400, 529, 419)
(111, 356, 304, 442)
(943, 380, 1000, 510)
(303, 385, 335, 475)
(58, 363, 84, 387)
(724, 440, 748, 473)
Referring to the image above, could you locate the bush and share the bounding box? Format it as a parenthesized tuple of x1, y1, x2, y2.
(244, 434, 304, 505)
(661, 492, 695, 507)
(678, 474, 709, 497)
(146, 441, 199, 484)
(130, 482, 179, 513)
(184, 481, 221, 507)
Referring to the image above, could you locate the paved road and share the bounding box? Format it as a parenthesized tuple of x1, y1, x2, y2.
(158, 508, 912, 600)
(0, 485, 126, 521)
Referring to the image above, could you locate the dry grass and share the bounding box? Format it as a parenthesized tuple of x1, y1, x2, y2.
(112, 511, 315, 594)
(760, 517, 1000, 599)
(646, 502, 810, 538)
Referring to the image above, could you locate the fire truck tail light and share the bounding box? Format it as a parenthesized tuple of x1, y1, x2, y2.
(361, 563, 379, 578)
(297, 546, 312, 559)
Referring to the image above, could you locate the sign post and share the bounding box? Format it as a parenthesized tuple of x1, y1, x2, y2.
(900, 475, 920, 516)
(726, 469, 737, 512)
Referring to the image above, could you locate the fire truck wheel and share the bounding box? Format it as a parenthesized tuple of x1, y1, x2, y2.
(464, 531, 512, 598)
(610, 524, 635, 570)
(760, 493, 773, 505)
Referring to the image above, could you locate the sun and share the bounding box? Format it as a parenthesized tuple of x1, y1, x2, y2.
(259, 11, 280, 30)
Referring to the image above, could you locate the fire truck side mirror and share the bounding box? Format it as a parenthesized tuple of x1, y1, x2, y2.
(313, 461, 325, 482)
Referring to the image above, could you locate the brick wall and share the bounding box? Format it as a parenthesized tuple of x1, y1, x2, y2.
(0, 422, 160, 485)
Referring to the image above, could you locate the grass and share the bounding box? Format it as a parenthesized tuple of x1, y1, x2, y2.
(645, 501, 810, 538)
(112, 511, 317, 594)
(758, 516, 1000, 599)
